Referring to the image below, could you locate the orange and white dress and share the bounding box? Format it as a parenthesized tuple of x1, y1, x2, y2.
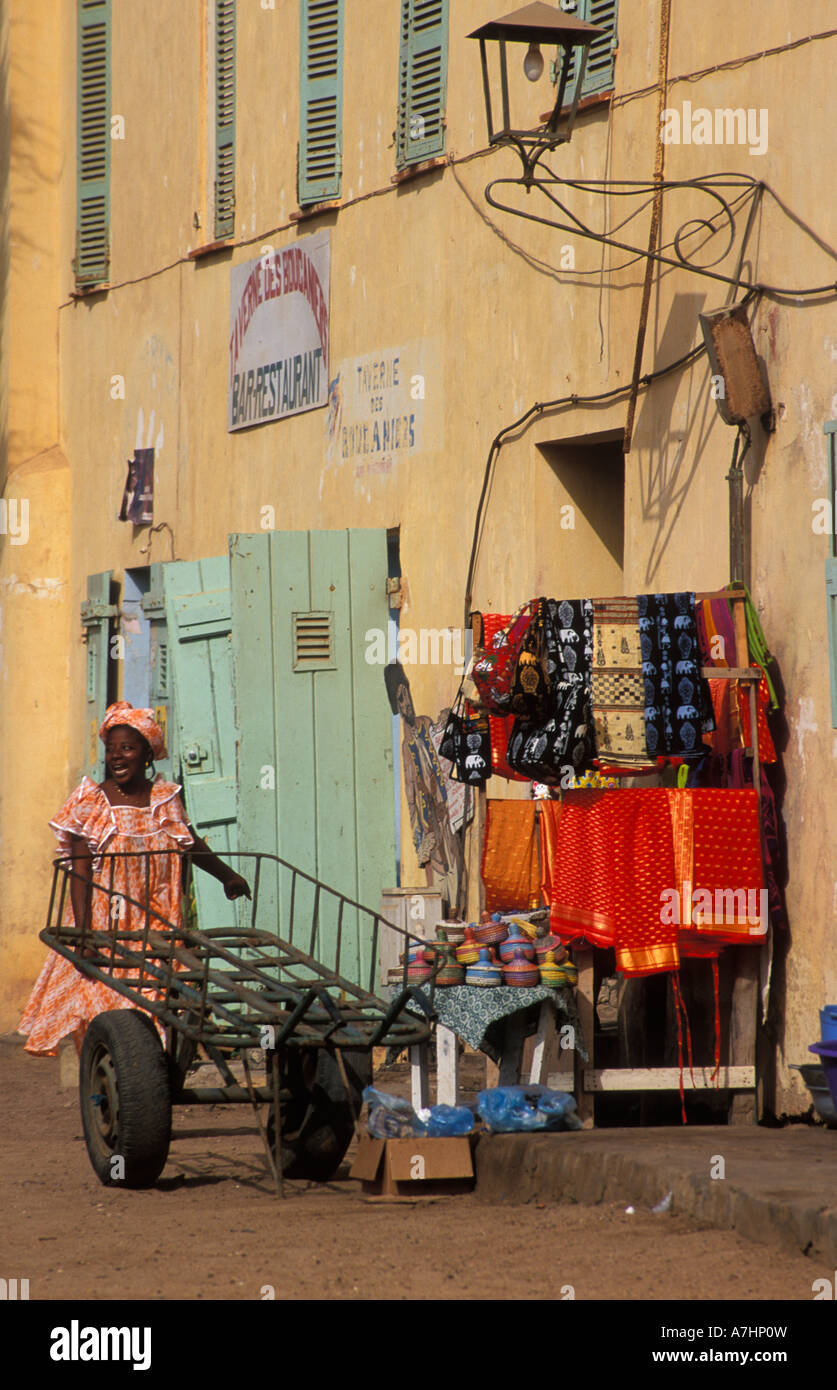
(18, 776, 195, 1057)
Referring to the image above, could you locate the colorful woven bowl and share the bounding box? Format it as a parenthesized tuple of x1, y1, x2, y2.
(455, 926, 480, 965)
(474, 920, 508, 947)
(538, 950, 564, 988)
(441, 920, 466, 944)
(466, 947, 503, 986)
(533, 932, 564, 963)
(436, 961, 466, 987)
(502, 946, 540, 987)
(498, 924, 535, 964)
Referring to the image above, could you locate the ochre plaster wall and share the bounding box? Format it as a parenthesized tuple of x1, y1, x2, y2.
(1, 2, 835, 1119)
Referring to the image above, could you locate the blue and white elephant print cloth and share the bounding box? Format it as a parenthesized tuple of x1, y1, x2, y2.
(637, 591, 715, 758)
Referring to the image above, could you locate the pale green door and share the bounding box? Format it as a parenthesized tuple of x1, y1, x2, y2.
(230, 528, 395, 989)
(163, 556, 239, 930)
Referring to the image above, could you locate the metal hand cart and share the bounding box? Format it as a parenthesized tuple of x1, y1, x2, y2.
(42, 850, 435, 1192)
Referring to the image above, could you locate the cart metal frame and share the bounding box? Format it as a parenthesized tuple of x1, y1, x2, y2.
(42, 850, 436, 1191)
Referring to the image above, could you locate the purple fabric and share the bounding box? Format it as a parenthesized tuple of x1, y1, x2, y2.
(696, 596, 738, 669)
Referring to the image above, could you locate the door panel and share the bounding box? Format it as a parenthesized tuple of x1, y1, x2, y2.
(80, 571, 116, 782)
(230, 528, 394, 989)
(162, 556, 239, 930)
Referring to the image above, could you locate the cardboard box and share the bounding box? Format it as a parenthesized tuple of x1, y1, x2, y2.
(349, 1134, 475, 1197)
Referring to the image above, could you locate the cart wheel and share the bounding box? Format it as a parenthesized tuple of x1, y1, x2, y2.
(268, 1047, 371, 1182)
(79, 1010, 172, 1189)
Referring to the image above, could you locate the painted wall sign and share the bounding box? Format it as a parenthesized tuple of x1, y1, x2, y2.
(326, 340, 427, 480)
(228, 230, 330, 432)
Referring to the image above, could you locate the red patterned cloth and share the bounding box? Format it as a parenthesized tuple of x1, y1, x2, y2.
(670, 789, 761, 950)
(542, 788, 765, 975)
(736, 669, 777, 763)
(481, 614, 529, 782)
(547, 789, 679, 975)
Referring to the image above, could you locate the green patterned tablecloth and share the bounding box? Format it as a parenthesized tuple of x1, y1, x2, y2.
(418, 984, 587, 1065)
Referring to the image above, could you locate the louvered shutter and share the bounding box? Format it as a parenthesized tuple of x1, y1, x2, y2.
(583, 0, 618, 95)
(215, 0, 236, 240)
(560, 0, 617, 106)
(75, 0, 111, 287)
(80, 571, 116, 779)
(396, 0, 448, 169)
(141, 563, 176, 780)
(298, 0, 344, 205)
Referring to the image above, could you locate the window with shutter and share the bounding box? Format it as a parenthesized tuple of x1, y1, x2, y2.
(299, 0, 344, 206)
(75, 0, 111, 288)
(558, 0, 618, 107)
(214, 0, 236, 240)
(396, 0, 449, 170)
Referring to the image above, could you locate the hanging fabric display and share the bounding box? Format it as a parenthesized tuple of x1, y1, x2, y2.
(477, 613, 535, 782)
(541, 785, 766, 976)
(736, 668, 777, 762)
(591, 595, 649, 770)
(508, 597, 552, 718)
(638, 591, 714, 758)
(696, 594, 740, 755)
(481, 800, 542, 912)
(439, 695, 492, 784)
(471, 599, 540, 715)
(665, 788, 766, 957)
(546, 787, 680, 975)
(506, 598, 594, 783)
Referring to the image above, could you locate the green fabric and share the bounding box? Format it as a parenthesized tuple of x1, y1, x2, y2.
(726, 584, 779, 710)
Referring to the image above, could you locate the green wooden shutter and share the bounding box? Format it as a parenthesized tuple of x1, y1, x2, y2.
(396, 0, 448, 169)
(298, 0, 344, 205)
(215, 0, 236, 240)
(80, 571, 116, 780)
(560, 0, 617, 106)
(75, 0, 111, 288)
(230, 529, 395, 989)
(141, 563, 176, 781)
(163, 557, 239, 929)
(583, 0, 618, 95)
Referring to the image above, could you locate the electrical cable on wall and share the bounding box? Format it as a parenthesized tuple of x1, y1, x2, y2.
(462, 290, 761, 628)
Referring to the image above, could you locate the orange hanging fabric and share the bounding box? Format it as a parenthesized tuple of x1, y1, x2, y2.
(481, 799, 541, 912)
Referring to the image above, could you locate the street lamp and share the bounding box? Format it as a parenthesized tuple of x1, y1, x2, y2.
(468, 2, 604, 181)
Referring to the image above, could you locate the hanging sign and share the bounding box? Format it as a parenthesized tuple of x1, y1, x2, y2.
(228, 229, 329, 432)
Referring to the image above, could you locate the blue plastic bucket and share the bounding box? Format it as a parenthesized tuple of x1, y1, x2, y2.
(809, 1041, 837, 1112)
(820, 1006, 837, 1042)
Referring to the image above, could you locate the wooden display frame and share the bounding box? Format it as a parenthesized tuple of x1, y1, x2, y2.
(570, 585, 767, 1125)
(464, 585, 770, 1124)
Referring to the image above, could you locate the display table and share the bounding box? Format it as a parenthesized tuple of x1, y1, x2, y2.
(409, 985, 585, 1109)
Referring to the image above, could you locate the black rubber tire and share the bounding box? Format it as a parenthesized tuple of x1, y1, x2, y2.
(268, 1047, 371, 1182)
(79, 1010, 172, 1189)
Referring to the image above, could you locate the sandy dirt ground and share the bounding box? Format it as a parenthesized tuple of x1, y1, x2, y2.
(0, 1038, 826, 1305)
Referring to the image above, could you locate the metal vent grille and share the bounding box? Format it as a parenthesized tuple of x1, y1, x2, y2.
(293, 611, 335, 671)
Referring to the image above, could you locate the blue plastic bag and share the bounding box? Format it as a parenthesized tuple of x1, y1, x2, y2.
(477, 1084, 581, 1133)
(362, 1086, 417, 1138)
(413, 1104, 475, 1137)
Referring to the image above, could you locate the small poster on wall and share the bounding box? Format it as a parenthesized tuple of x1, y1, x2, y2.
(119, 448, 154, 525)
(228, 229, 330, 432)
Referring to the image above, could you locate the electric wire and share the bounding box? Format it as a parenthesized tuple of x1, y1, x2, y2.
(462, 290, 760, 627)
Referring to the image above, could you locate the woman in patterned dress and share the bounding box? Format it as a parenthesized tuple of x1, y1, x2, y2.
(18, 702, 249, 1057)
